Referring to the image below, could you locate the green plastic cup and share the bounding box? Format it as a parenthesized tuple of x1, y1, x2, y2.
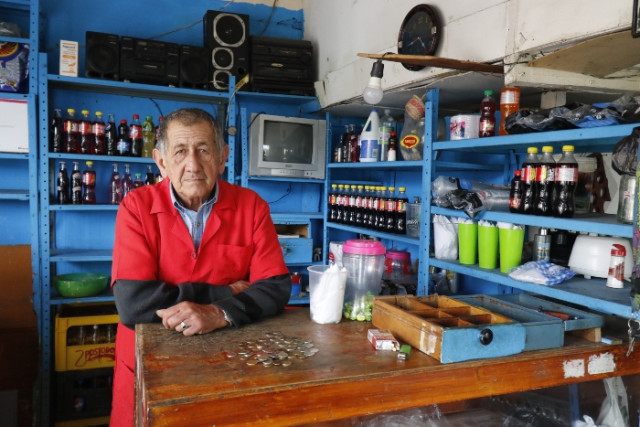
(498, 226, 525, 273)
(478, 225, 498, 269)
(458, 222, 478, 265)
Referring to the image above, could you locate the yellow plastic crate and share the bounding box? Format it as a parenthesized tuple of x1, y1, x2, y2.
(55, 416, 110, 427)
(55, 303, 119, 372)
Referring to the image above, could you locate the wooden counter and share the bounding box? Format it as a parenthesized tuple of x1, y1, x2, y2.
(135, 308, 640, 426)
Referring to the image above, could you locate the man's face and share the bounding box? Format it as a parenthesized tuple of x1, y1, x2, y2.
(153, 120, 229, 210)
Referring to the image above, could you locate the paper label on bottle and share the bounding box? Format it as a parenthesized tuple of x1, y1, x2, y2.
(555, 166, 578, 183)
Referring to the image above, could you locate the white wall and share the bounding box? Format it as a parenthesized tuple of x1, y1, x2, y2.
(302, 0, 633, 109)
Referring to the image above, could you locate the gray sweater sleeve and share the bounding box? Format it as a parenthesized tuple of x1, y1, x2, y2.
(113, 273, 292, 329)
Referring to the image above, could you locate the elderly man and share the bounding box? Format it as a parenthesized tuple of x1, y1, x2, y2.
(109, 107, 291, 426)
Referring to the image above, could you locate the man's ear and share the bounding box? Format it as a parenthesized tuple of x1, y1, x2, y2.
(152, 148, 167, 178)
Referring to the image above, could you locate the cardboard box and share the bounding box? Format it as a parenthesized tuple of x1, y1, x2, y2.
(367, 329, 400, 351)
(0, 98, 28, 153)
(59, 39, 78, 77)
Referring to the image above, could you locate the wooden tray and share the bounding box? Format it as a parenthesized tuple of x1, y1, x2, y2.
(372, 295, 526, 363)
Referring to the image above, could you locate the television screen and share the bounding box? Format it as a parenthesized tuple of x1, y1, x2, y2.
(262, 120, 314, 165)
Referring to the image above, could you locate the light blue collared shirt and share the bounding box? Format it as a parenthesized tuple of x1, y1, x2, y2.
(169, 181, 219, 251)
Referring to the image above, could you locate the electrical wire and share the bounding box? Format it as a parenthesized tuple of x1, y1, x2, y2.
(258, 0, 278, 36)
(268, 184, 292, 204)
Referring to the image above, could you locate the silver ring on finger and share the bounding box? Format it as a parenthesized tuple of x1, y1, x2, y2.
(180, 321, 189, 330)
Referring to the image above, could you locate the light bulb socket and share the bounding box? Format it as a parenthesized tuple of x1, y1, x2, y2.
(370, 60, 384, 78)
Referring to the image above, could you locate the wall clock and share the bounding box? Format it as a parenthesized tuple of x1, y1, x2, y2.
(397, 4, 442, 71)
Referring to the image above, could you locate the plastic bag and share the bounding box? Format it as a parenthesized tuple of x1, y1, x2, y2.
(507, 261, 575, 285)
(611, 127, 640, 175)
(596, 377, 629, 427)
(432, 215, 458, 260)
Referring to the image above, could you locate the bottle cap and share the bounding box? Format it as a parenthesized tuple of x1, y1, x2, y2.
(527, 147, 538, 154)
(562, 145, 575, 152)
(484, 89, 493, 96)
(542, 146, 553, 153)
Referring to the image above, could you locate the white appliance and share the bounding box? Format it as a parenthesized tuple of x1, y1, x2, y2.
(568, 235, 633, 280)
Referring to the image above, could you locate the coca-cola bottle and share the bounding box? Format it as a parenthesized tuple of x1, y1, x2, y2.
(133, 173, 144, 189)
(129, 114, 143, 157)
(105, 114, 118, 156)
(395, 186, 408, 234)
(384, 186, 397, 233)
(145, 165, 155, 185)
(509, 170, 524, 213)
(56, 161, 70, 204)
(521, 147, 539, 214)
(93, 111, 106, 155)
(50, 108, 64, 153)
(533, 146, 556, 216)
(354, 185, 365, 226)
(552, 145, 578, 218)
(117, 119, 131, 156)
(375, 187, 388, 231)
(82, 161, 96, 204)
(109, 163, 123, 205)
(328, 183, 338, 222)
(64, 108, 80, 153)
(122, 163, 133, 198)
(71, 161, 82, 204)
(79, 109, 95, 154)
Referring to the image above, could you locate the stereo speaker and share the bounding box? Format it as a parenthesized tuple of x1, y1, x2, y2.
(119, 36, 179, 86)
(179, 45, 210, 89)
(85, 31, 119, 80)
(203, 10, 250, 90)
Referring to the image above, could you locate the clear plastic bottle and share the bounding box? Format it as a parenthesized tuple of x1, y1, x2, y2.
(71, 161, 82, 205)
(82, 160, 96, 204)
(64, 108, 80, 153)
(122, 163, 133, 198)
(142, 115, 155, 158)
(521, 147, 539, 214)
(50, 108, 64, 153)
(552, 145, 578, 218)
(478, 89, 497, 138)
(379, 109, 396, 161)
(56, 161, 70, 204)
(79, 109, 95, 154)
(109, 163, 123, 205)
(498, 86, 520, 136)
(93, 111, 106, 155)
(105, 113, 118, 156)
(155, 116, 163, 146)
(130, 114, 143, 157)
(533, 146, 555, 216)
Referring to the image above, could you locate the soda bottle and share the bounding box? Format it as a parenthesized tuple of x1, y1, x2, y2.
(387, 131, 398, 161)
(552, 145, 579, 218)
(499, 86, 520, 136)
(385, 186, 397, 232)
(79, 109, 95, 154)
(379, 109, 395, 161)
(82, 161, 96, 204)
(508, 170, 524, 213)
(533, 146, 556, 216)
(341, 125, 351, 164)
(328, 183, 338, 222)
(117, 119, 131, 156)
(376, 186, 388, 231)
(478, 89, 497, 138)
(105, 113, 118, 156)
(71, 161, 82, 205)
(122, 163, 133, 198)
(144, 165, 155, 185)
(349, 125, 359, 162)
(93, 111, 106, 155)
(109, 163, 123, 204)
(56, 161, 70, 204)
(130, 114, 143, 157)
(521, 147, 539, 214)
(347, 184, 357, 224)
(395, 186, 409, 234)
(63, 108, 80, 153)
(362, 185, 372, 227)
(155, 116, 163, 146)
(354, 184, 365, 226)
(50, 108, 64, 153)
(142, 115, 155, 158)
(133, 173, 144, 189)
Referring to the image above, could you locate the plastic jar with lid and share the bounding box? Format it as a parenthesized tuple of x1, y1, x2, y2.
(384, 250, 412, 279)
(341, 239, 386, 321)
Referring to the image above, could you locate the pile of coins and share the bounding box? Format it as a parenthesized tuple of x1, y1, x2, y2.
(224, 331, 319, 368)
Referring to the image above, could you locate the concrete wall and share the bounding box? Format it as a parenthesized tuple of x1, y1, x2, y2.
(302, 0, 633, 109)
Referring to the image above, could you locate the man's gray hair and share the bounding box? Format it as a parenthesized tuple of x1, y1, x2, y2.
(155, 108, 225, 157)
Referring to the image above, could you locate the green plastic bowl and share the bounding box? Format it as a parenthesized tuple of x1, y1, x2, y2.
(53, 273, 109, 298)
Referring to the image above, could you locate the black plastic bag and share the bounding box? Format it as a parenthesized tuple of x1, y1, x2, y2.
(611, 127, 640, 175)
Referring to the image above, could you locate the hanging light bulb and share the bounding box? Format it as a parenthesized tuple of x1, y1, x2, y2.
(363, 59, 384, 105)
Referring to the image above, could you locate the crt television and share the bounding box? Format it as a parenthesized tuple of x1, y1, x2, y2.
(249, 113, 327, 179)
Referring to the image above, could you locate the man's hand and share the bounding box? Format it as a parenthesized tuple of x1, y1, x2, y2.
(156, 301, 229, 336)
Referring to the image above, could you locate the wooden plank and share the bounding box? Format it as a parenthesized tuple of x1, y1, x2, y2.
(357, 53, 504, 74)
(136, 308, 640, 426)
(527, 31, 640, 78)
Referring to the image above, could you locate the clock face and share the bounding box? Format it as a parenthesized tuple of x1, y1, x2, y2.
(397, 4, 441, 71)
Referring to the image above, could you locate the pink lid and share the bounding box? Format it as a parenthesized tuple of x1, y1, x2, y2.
(386, 250, 410, 260)
(343, 239, 386, 255)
